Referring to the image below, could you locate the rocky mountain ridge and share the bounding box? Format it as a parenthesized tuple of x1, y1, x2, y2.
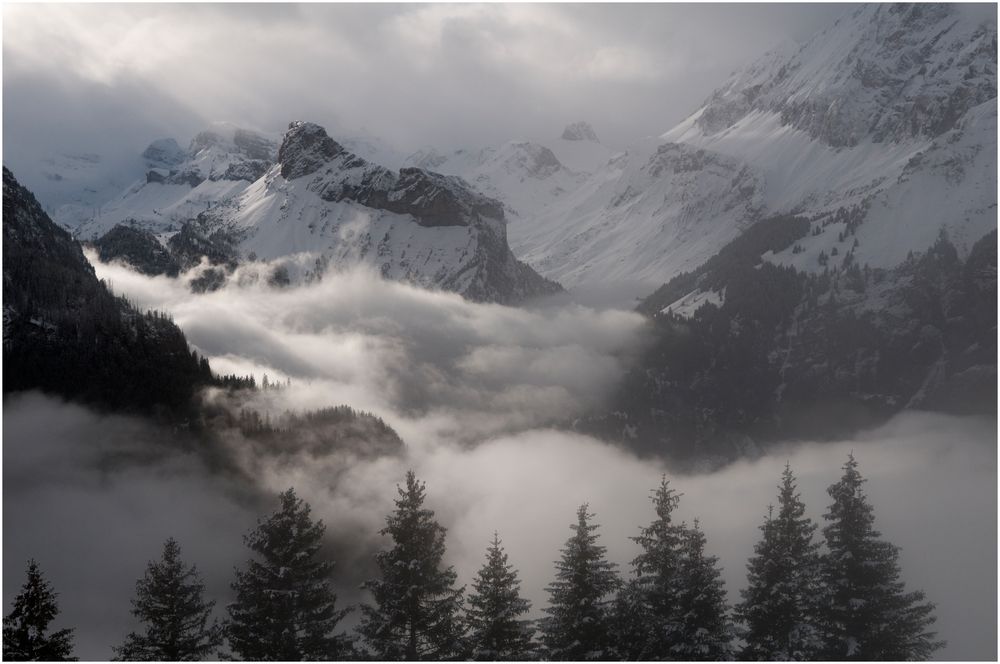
(87, 121, 561, 304)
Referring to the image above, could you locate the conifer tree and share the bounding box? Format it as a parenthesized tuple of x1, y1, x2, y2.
(540, 504, 620, 661)
(614, 477, 732, 660)
(820, 454, 943, 660)
(466, 532, 535, 660)
(2, 560, 76, 661)
(114, 538, 223, 661)
(735, 463, 824, 660)
(227, 488, 352, 660)
(607, 579, 648, 660)
(358, 470, 466, 660)
(616, 477, 689, 659)
(671, 521, 733, 660)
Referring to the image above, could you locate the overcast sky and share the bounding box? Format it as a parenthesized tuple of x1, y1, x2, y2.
(3, 3, 853, 160)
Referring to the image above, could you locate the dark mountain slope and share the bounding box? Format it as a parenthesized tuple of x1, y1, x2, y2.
(3, 167, 212, 416)
(588, 222, 996, 467)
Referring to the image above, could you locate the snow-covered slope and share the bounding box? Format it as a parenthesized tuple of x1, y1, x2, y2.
(662, 3, 997, 273)
(508, 139, 765, 289)
(402, 122, 617, 229)
(425, 5, 995, 297)
(406, 127, 765, 294)
(72, 123, 278, 239)
(199, 121, 560, 304)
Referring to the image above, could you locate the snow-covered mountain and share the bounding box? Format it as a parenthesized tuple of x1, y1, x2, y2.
(158, 121, 560, 303)
(402, 122, 615, 224)
(421, 4, 995, 299)
(662, 3, 997, 281)
(407, 122, 765, 292)
(71, 123, 279, 239)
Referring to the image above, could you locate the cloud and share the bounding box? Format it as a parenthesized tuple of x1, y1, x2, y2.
(90, 252, 651, 441)
(4, 259, 996, 660)
(3, 3, 857, 168)
(5, 396, 994, 660)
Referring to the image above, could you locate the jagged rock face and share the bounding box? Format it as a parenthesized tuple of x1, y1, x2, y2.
(278, 121, 349, 179)
(561, 121, 600, 142)
(695, 4, 997, 147)
(387, 168, 505, 227)
(222, 159, 271, 183)
(93, 224, 180, 277)
(199, 120, 562, 304)
(280, 121, 506, 228)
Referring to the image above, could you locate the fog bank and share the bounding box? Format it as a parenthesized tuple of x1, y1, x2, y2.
(4, 258, 996, 660)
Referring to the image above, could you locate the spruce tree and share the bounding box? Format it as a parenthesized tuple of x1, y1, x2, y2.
(466, 532, 535, 660)
(671, 521, 733, 660)
(615, 477, 732, 660)
(113, 538, 223, 661)
(227, 488, 352, 660)
(2, 560, 76, 661)
(540, 504, 620, 661)
(617, 477, 689, 659)
(820, 454, 943, 660)
(735, 463, 824, 660)
(607, 579, 648, 660)
(358, 470, 466, 660)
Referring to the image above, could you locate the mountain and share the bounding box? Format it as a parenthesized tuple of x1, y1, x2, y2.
(401, 122, 615, 225)
(421, 5, 996, 298)
(507, 139, 765, 292)
(588, 222, 997, 467)
(91, 223, 181, 277)
(408, 127, 767, 295)
(661, 3, 996, 273)
(75, 121, 558, 304)
(71, 123, 279, 239)
(170, 121, 561, 303)
(2, 167, 213, 416)
(579, 3, 998, 465)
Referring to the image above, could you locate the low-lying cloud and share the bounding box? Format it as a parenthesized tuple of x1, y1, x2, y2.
(4, 259, 996, 660)
(92, 253, 651, 441)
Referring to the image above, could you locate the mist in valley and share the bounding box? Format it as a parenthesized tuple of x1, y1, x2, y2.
(4, 257, 995, 660)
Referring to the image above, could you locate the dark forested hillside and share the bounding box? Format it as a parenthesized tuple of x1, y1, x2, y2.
(91, 223, 181, 277)
(2, 167, 212, 417)
(590, 222, 997, 466)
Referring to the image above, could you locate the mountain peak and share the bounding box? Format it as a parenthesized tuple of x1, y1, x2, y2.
(678, 2, 996, 148)
(561, 121, 599, 142)
(278, 121, 351, 180)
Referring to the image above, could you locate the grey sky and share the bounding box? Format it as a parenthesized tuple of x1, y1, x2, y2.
(3, 3, 853, 162)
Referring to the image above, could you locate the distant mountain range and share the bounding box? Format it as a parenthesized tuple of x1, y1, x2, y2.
(30, 5, 995, 309)
(63, 121, 561, 304)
